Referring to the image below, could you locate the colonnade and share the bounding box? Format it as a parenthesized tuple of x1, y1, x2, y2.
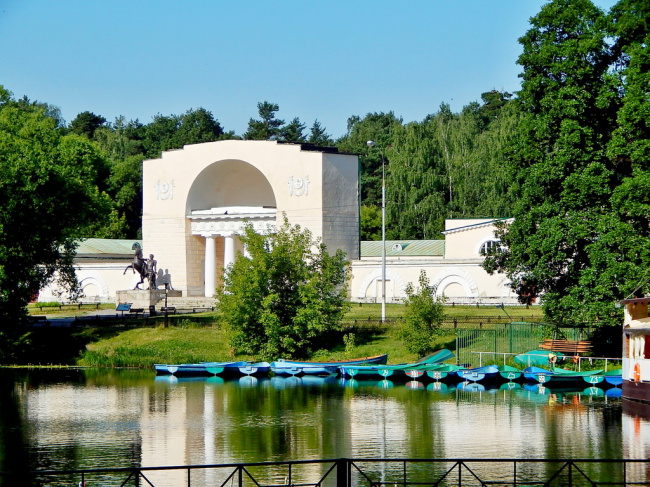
(202, 232, 238, 297)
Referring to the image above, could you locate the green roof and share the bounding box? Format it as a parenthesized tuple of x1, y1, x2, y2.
(360, 240, 444, 257)
(76, 238, 142, 256)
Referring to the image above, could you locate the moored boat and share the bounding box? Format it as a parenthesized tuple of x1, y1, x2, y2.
(604, 368, 623, 387)
(270, 353, 388, 377)
(425, 363, 465, 382)
(238, 362, 271, 376)
(458, 365, 500, 383)
(339, 350, 454, 380)
(497, 364, 523, 381)
(621, 297, 650, 403)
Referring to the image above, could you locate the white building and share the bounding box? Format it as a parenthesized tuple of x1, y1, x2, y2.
(39, 141, 518, 305)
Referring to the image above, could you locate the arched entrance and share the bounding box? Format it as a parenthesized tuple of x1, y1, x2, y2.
(186, 160, 277, 296)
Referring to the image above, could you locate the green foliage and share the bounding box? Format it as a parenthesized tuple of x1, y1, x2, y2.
(217, 218, 350, 360)
(0, 88, 110, 329)
(399, 271, 446, 357)
(244, 101, 285, 140)
(70, 111, 106, 139)
(360, 205, 382, 241)
(484, 0, 650, 327)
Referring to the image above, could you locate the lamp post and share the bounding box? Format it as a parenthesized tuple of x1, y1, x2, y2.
(367, 140, 386, 322)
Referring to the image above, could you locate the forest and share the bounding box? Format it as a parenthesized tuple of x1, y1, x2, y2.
(1, 0, 648, 327)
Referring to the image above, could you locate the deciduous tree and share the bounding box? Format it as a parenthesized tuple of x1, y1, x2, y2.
(217, 218, 350, 360)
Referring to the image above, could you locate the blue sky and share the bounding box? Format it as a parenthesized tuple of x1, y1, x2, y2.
(0, 1, 617, 139)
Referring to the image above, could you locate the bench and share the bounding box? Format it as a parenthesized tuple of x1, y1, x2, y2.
(161, 306, 176, 314)
(539, 339, 592, 354)
(28, 315, 49, 325)
(129, 308, 145, 317)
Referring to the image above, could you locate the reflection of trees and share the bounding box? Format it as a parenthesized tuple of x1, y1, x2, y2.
(0, 371, 39, 486)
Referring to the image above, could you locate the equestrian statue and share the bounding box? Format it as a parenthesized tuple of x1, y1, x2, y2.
(123, 243, 157, 290)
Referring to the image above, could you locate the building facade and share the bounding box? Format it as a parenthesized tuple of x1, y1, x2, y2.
(39, 141, 518, 304)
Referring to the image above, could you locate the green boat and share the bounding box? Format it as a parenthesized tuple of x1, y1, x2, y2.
(425, 363, 466, 381)
(339, 349, 454, 380)
(497, 364, 523, 381)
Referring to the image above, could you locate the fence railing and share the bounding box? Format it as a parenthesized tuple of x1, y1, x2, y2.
(10, 457, 650, 487)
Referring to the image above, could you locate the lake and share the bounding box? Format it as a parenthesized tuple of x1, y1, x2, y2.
(0, 368, 648, 486)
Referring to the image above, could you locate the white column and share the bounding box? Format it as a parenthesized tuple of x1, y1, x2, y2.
(224, 233, 236, 270)
(204, 235, 216, 297)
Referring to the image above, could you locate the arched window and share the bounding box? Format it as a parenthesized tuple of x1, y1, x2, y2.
(480, 239, 499, 255)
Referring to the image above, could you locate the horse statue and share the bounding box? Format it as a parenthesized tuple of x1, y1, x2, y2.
(123, 243, 147, 290)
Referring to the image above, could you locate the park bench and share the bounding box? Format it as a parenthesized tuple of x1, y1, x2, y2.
(539, 339, 592, 355)
(129, 308, 144, 317)
(28, 315, 49, 325)
(161, 306, 176, 314)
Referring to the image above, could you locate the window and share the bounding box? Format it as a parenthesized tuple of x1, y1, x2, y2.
(480, 240, 499, 255)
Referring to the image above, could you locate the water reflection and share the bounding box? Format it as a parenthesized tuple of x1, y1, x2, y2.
(0, 369, 646, 487)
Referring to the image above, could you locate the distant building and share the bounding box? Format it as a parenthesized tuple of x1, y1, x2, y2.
(38, 141, 518, 304)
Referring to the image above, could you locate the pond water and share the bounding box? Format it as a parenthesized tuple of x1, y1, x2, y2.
(0, 368, 649, 486)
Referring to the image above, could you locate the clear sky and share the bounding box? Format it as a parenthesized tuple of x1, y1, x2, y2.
(0, 1, 618, 140)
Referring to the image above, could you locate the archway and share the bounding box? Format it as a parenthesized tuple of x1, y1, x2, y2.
(186, 160, 277, 296)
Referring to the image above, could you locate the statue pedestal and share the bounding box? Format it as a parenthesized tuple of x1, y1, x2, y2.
(116, 289, 182, 309)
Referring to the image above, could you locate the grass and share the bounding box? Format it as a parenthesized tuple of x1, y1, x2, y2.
(15, 303, 545, 368)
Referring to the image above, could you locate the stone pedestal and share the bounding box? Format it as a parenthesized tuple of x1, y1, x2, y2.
(116, 289, 182, 309)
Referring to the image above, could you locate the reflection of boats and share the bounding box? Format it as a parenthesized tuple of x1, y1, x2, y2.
(427, 381, 451, 393)
(270, 353, 388, 376)
(458, 365, 499, 383)
(621, 297, 650, 404)
(583, 386, 605, 397)
(458, 381, 485, 392)
(500, 381, 521, 391)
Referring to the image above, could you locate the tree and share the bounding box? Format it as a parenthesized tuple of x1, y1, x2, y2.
(308, 120, 334, 146)
(360, 205, 382, 241)
(217, 218, 350, 360)
(70, 111, 106, 139)
(399, 271, 446, 357)
(483, 0, 631, 326)
(244, 101, 284, 140)
(0, 87, 110, 331)
(280, 117, 306, 143)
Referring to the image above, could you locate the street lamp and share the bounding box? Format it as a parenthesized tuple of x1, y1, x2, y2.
(367, 140, 386, 322)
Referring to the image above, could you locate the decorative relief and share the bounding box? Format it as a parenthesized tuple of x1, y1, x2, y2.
(288, 175, 310, 196)
(155, 180, 174, 200)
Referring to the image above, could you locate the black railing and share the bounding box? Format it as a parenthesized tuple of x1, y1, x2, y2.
(8, 458, 650, 487)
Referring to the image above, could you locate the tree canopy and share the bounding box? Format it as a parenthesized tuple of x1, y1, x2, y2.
(217, 218, 350, 360)
(483, 0, 650, 326)
(0, 87, 110, 329)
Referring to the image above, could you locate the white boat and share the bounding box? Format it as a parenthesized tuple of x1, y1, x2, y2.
(621, 298, 650, 404)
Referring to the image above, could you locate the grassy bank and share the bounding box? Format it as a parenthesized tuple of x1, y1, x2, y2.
(76, 304, 541, 368)
(18, 303, 544, 368)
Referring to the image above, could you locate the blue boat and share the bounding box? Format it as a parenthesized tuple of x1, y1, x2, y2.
(457, 365, 499, 383)
(238, 362, 271, 376)
(271, 353, 388, 377)
(604, 368, 623, 387)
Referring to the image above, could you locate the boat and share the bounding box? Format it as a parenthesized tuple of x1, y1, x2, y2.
(154, 361, 250, 377)
(457, 365, 500, 383)
(523, 366, 603, 384)
(425, 363, 466, 382)
(238, 362, 271, 376)
(621, 297, 650, 404)
(339, 350, 454, 380)
(497, 364, 523, 381)
(604, 368, 623, 387)
(270, 353, 388, 377)
(515, 350, 564, 367)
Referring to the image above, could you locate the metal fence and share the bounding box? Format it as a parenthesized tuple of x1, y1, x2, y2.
(11, 458, 650, 487)
(455, 322, 595, 367)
